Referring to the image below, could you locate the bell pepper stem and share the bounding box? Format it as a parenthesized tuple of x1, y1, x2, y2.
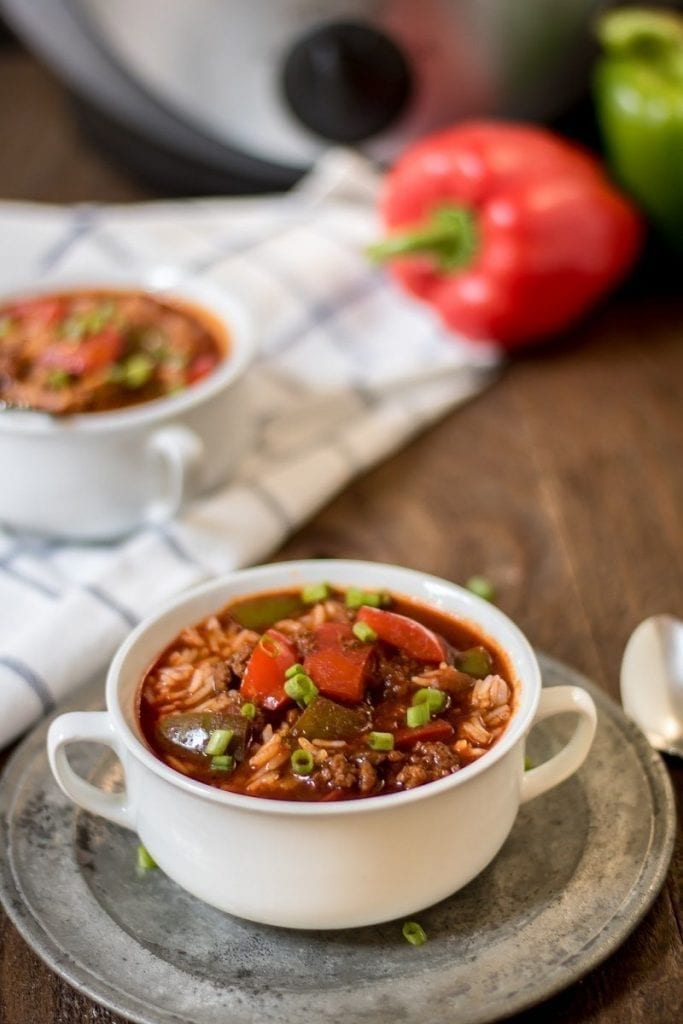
(367, 206, 477, 272)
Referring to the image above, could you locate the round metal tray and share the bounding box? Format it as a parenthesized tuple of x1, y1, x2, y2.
(0, 655, 675, 1024)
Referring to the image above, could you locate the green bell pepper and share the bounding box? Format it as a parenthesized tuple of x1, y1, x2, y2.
(594, 7, 683, 247)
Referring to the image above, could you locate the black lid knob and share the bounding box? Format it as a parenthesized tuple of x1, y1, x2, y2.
(282, 21, 412, 144)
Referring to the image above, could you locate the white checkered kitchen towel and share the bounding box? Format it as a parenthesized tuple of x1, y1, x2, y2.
(0, 151, 500, 749)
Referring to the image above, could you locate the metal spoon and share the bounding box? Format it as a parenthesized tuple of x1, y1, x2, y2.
(620, 614, 683, 758)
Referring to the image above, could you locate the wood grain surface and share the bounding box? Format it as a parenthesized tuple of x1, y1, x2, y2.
(0, 38, 680, 1024)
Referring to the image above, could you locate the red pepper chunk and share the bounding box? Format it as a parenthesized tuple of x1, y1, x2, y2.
(11, 297, 65, 328)
(304, 622, 373, 703)
(393, 720, 455, 749)
(40, 328, 124, 376)
(356, 606, 446, 663)
(240, 629, 298, 710)
(186, 352, 219, 385)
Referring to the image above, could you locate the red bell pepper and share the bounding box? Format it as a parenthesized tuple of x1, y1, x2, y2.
(356, 606, 446, 663)
(11, 296, 65, 328)
(240, 629, 298, 710)
(186, 352, 219, 385)
(368, 121, 642, 348)
(393, 720, 455, 749)
(304, 622, 373, 703)
(40, 328, 124, 376)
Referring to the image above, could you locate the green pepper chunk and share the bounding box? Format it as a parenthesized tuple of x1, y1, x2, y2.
(453, 646, 493, 679)
(594, 8, 683, 247)
(156, 711, 250, 762)
(293, 696, 369, 741)
(229, 592, 305, 631)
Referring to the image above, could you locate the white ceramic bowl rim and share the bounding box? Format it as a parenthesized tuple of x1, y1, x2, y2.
(107, 560, 542, 818)
(0, 273, 255, 435)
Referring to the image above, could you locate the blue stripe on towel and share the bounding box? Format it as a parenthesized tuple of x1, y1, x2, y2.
(0, 562, 61, 599)
(83, 584, 139, 629)
(154, 527, 204, 569)
(0, 656, 55, 713)
(37, 206, 98, 274)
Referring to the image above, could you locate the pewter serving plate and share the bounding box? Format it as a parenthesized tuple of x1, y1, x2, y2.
(0, 655, 675, 1024)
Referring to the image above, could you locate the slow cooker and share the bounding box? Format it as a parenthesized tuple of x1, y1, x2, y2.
(2, 0, 612, 194)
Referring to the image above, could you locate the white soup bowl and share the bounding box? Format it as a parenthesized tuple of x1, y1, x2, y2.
(47, 560, 597, 929)
(0, 269, 254, 539)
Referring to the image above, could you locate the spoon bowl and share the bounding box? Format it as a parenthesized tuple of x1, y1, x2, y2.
(620, 614, 683, 758)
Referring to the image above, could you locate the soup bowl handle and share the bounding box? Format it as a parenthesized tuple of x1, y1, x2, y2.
(144, 424, 205, 524)
(520, 686, 597, 804)
(47, 711, 135, 831)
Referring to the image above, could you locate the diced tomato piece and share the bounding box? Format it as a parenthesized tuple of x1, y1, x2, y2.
(11, 297, 65, 328)
(393, 720, 455, 749)
(304, 622, 374, 703)
(40, 328, 124, 376)
(356, 606, 446, 662)
(186, 352, 218, 384)
(240, 629, 299, 710)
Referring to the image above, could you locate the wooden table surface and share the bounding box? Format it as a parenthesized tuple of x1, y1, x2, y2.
(0, 38, 681, 1024)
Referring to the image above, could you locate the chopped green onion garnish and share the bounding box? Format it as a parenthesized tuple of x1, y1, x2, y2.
(137, 844, 157, 872)
(291, 748, 315, 776)
(123, 352, 155, 389)
(524, 755, 534, 771)
(412, 688, 447, 714)
(345, 587, 386, 609)
(285, 663, 306, 679)
(352, 620, 377, 643)
(402, 921, 427, 946)
(205, 728, 233, 756)
(301, 582, 330, 604)
(367, 731, 394, 751)
(406, 703, 430, 728)
(45, 368, 71, 390)
(241, 702, 256, 720)
(60, 301, 117, 341)
(211, 754, 235, 770)
(465, 575, 496, 602)
(260, 634, 282, 658)
(284, 673, 318, 706)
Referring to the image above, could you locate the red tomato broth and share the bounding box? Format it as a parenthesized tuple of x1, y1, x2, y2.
(0, 289, 227, 414)
(138, 587, 518, 802)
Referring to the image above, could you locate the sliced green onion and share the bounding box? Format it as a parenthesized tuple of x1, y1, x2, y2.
(402, 921, 427, 946)
(412, 688, 447, 714)
(284, 673, 318, 707)
(291, 748, 315, 776)
(301, 582, 330, 604)
(123, 352, 155, 389)
(260, 634, 282, 658)
(61, 302, 116, 341)
(205, 728, 233, 756)
(241, 702, 256, 720)
(406, 703, 430, 728)
(465, 575, 496, 602)
(285, 662, 306, 679)
(284, 676, 306, 703)
(367, 731, 394, 751)
(352, 620, 377, 643)
(136, 844, 157, 872)
(524, 755, 534, 771)
(45, 368, 71, 390)
(211, 754, 235, 771)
